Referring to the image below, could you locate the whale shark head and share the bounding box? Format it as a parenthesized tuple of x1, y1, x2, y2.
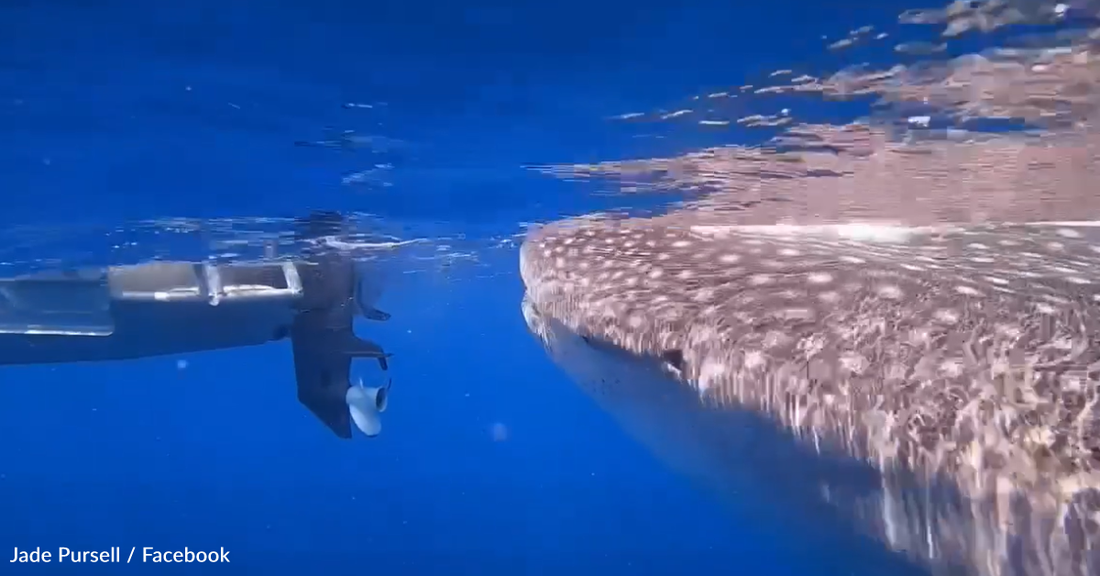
(520, 214, 1100, 576)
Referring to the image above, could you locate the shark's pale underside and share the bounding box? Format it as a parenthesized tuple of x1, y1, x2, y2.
(520, 210, 1100, 575)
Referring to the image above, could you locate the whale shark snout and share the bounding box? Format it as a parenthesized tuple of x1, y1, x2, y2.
(520, 218, 1100, 576)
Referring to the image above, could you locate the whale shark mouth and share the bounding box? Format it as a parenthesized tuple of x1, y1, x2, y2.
(519, 219, 1100, 576)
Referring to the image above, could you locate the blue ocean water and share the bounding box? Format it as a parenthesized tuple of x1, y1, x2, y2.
(0, 0, 942, 574)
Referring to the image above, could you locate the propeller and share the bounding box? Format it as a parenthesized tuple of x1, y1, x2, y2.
(346, 376, 391, 437)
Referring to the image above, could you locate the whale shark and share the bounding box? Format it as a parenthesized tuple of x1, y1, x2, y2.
(520, 214, 1100, 576)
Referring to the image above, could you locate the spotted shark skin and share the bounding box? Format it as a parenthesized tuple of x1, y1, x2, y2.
(520, 218, 1100, 576)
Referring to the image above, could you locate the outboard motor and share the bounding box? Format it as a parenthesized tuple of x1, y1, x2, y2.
(289, 211, 395, 438)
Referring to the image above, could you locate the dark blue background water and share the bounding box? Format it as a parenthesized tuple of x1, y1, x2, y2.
(0, 0, 920, 574)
